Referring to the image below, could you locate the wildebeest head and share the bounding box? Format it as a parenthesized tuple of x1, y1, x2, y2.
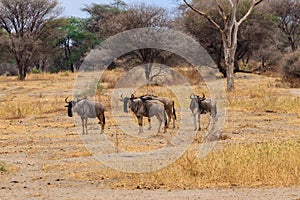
(119, 94, 131, 112)
(190, 93, 206, 112)
(129, 96, 145, 114)
(65, 97, 77, 117)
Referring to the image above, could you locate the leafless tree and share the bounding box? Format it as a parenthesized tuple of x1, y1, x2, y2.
(183, 0, 264, 91)
(0, 0, 62, 80)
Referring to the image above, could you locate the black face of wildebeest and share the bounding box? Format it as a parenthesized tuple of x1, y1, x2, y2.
(65, 97, 76, 117)
(190, 93, 206, 112)
(119, 94, 138, 113)
(122, 97, 130, 112)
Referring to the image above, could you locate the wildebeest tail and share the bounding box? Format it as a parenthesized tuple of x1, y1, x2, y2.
(164, 111, 168, 127)
(102, 113, 106, 124)
(172, 101, 177, 120)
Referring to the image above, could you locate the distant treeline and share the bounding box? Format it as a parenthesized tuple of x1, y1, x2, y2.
(0, 0, 299, 86)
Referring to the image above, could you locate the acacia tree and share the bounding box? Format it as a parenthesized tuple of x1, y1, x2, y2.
(57, 17, 100, 73)
(271, 0, 300, 52)
(82, 2, 123, 36)
(110, 3, 169, 84)
(183, 0, 264, 91)
(84, 3, 170, 84)
(0, 0, 62, 80)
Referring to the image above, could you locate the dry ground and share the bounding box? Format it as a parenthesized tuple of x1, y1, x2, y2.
(0, 71, 300, 199)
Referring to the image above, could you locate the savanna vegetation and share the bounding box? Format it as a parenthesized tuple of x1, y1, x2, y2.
(0, 0, 300, 197)
(0, 71, 299, 191)
(0, 0, 299, 88)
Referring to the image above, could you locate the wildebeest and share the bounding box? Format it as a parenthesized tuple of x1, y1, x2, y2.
(140, 95, 176, 128)
(120, 94, 176, 128)
(189, 93, 217, 131)
(128, 95, 167, 134)
(65, 97, 105, 134)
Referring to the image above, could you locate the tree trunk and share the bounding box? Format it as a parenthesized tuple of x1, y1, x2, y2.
(226, 61, 234, 91)
(223, 38, 236, 91)
(18, 64, 27, 81)
(145, 63, 152, 85)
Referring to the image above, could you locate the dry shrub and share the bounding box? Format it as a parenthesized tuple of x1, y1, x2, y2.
(1, 101, 25, 119)
(0, 64, 18, 76)
(280, 50, 300, 88)
(175, 66, 204, 85)
(100, 69, 125, 89)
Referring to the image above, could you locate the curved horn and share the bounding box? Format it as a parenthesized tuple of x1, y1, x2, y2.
(65, 97, 70, 103)
(190, 93, 195, 99)
(131, 89, 136, 95)
(120, 93, 124, 100)
(202, 93, 206, 99)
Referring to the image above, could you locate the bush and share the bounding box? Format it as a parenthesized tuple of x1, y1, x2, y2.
(0, 64, 18, 76)
(280, 50, 300, 87)
(31, 68, 41, 74)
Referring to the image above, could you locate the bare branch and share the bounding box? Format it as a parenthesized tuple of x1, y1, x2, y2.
(183, 0, 223, 33)
(237, 0, 264, 26)
(150, 66, 163, 81)
(228, 0, 234, 7)
(254, 0, 264, 6)
(216, 0, 227, 20)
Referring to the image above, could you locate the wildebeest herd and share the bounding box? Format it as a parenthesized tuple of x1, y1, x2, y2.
(65, 93, 217, 134)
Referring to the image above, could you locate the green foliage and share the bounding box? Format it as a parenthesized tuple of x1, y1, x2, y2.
(0, 162, 7, 172)
(49, 66, 61, 74)
(82, 1, 126, 36)
(54, 17, 100, 72)
(31, 68, 41, 74)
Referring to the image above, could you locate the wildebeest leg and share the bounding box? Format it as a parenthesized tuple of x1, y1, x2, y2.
(171, 113, 175, 129)
(81, 117, 86, 134)
(163, 112, 167, 133)
(147, 117, 151, 130)
(155, 114, 163, 134)
(85, 118, 89, 134)
(166, 109, 171, 128)
(166, 108, 175, 129)
(137, 116, 144, 134)
(197, 113, 201, 131)
(192, 114, 197, 131)
(172, 104, 176, 128)
(97, 113, 105, 134)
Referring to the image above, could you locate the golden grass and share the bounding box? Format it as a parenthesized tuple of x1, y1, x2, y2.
(0, 97, 63, 119)
(0, 72, 73, 119)
(228, 78, 300, 114)
(1, 71, 300, 189)
(99, 140, 300, 189)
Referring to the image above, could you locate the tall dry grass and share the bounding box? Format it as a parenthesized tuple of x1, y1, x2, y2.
(0, 72, 73, 119)
(109, 140, 300, 189)
(0, 96, 63, 119)
(227, 79, 300, 114)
